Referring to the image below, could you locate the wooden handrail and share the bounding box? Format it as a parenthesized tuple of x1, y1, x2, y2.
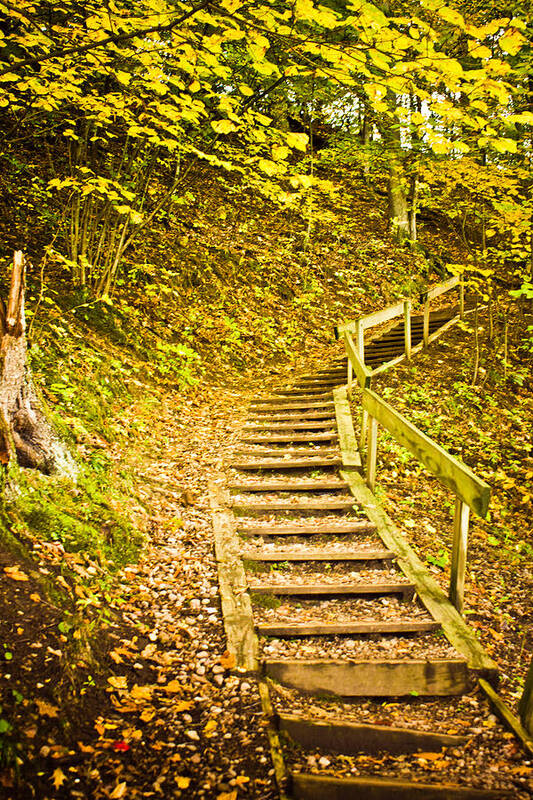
(343, 332, 372, 389)
(361, 389, 490, 518)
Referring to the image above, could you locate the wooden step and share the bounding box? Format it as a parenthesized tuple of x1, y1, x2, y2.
(258, 619, 439, 636)
(244, 416, 336, 428)
(291, 773, 511, 799)
(232, 499, 354, 512)
(264, 657, 469, 697)
(249, 581, 415, 600)
(235, 447, 340, 457)
(229, 480, 349, 492)
(272, 387, 334, 396)
(237, 521, 375, 536)
(230, 457, 342, 470)
(254, 393, 332, 403)
(279, 712, 467, 755)
(240, 433, 338, 443)
(251, 401, 335, 412)
(242, 547, 394, 561)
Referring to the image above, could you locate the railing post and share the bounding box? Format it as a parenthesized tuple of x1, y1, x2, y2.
(519, 657, 533, 736)
(365, 415, 378, 492)
(423, 293, 430, 348)
(449, 497, 470, 614)
(459, 277, 465, 320)
(403, 299, 411, 360)
(356, 319, 364, 362)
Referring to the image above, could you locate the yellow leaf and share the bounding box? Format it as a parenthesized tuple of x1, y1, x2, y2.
(286, 132, 308, 151)
(175, 700, 194, 712)
(499, 32, 525, 55)
(217, 791, 237, 800)
(238, 84, 254, 96)
(52, 768, 66, 789)
(4, 565, 29, 581)
(115, 70, 131, 85)
(110, 782, 127, 799)
(258, 158, 279, 177)
(30, 593, 41, 602)
(203, 719, 217, 737)
(162, 679, 182, 693)
(129, 685, 153, 702)
(219, 650, 236, 670)
(108, 676, 128, 690)
(36, 699, 59, 718)
(177, 776, 191, 788)
(211, 119, 237, 134)
(234, 775, 250, 786)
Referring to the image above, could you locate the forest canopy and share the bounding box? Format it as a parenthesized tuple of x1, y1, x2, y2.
(0, 0, 531, 298)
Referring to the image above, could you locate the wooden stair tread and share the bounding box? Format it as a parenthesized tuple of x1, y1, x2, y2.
(244, 420, 336, 431)
(232, 499, 354, 511)
(263, 658, 469, 697)
(257, 620, 440, 636)
(251, 401, 335, 412)
(241, 548, 394, 560)
(291, 772, 511, 799)
(235, 447, 340, 457)
(238, 521, 375, 535)
(240, 433, 338, 443)
(279, 712, 467, 754)
(249, 581, 415, 597)
(255, 393, 332, 403)
(230, 457, 342, 469)
(229, 480, 349, 491)
(272, 388, 335, 396)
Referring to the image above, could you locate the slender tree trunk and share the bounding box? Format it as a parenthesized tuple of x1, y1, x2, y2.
(388, 158, 409, 243)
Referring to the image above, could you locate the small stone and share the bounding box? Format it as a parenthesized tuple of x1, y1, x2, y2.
(240, 682, 251, 693)
(214, 675, 224, 686)
(185, 729, 200, 741)
(318, 757, 331, 768)
(190, 599, 201, 610)
(212, 665, 224, 675)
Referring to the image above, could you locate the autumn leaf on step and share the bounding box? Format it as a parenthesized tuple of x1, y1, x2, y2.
(203, 719, 217, 737)
(52, 768, 66, 789)
(416, 752, 442, 760)
(176, 776, 191, 788)
(141, 643, 157, 658)
(174, 700, 194, 713)
(108, 676, 128, 690)
(30, 592, 40, 602)
(161, 679, 182, 694)
(219, 650, 236, 670)
(35, 699, 59, 718)
(129, 684, 153, 702)
(217, 791, 237, 800)
(4, 565, 29, 581)
(111, 741, 130, 752)
(140, 708, 156, 722)
(109, 782, 127, 799)
(234, 775, 250, 787)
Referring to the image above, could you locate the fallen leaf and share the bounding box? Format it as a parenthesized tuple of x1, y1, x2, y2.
(141, 643, 157, 658)
(217, 791, 237, 800)
(36, 699, 59, 718)
(30, 593, 41, 602)
(111, 741, 130, 752)
(234, 775, 250, 787)
(52, 768, 66, 789)
(177, 776, 191, 788)
(130, 684, 153, 702)
(219, 651, 236, 670)
(110, 782, 127, 799)
(203, 719, 217, 737)
(174, 700, 194, 713)
(417, 752, 442, 760)
(108, 676, 128, 690)
(140, 708, 156, 722)
(4, 565, 29, 581)
(161, 679, 182, 694)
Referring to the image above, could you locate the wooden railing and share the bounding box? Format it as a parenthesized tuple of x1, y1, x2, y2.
(337, 275, 465, 394)
(358, 388, 490, 614)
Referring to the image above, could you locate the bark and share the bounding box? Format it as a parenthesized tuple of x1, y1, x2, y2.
(388, 158, 409, 243)
(0, 251, 75, 475)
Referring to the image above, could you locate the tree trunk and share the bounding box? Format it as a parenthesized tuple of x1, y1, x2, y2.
(388, 159, 409, 243)
(0, 252, 75, 475)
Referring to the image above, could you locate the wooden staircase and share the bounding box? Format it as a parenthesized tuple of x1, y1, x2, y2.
(210, 308, 526, 799)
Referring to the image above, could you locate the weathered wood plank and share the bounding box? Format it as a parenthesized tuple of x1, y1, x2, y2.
(232, 499, 355, 512)
(229, 480, 348, 491)
(258, 620, 439, 636)
(251, 401, 336, 412)
(291, 772, 512, 799)
(255, 393, 332, 403)
(244, 421, 337, 431)
(230, 457, 342, 470)
(250, 581, 415, 598)
(240, 433, 338, 443)
(333, 385, 362, 469)
(519, 657, 533, 736)
(426, 274, 460, 301)
(209, 479, 258, 672)
(449, 498, 469, 613)
(340, 469, 497, 676)
(344, 331, 372, 389)
(258, 680, 291, 800)
(264, 658, 469, 696)
(242, 548, 394, 561)
(361, 389, 490, 518)
(237, 521, 376, 536)
(279, 712, 467, 755)
(479, 678, 533, 756)
(235, 447, 340, 457)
